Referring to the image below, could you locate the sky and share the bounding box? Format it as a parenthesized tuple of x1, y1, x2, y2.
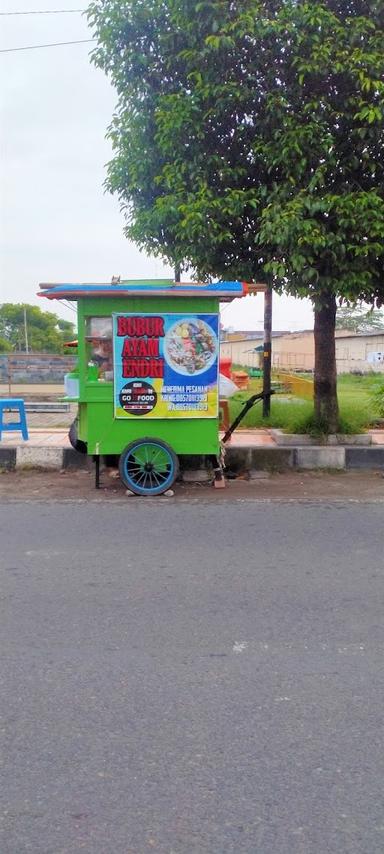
(0, 0, 315, 332)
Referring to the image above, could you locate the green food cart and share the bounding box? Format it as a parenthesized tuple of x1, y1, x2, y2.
(39, 279, 249, 495)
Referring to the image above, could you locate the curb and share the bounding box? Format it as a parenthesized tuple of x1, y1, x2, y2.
(1, 444, 384, 473)
(0, 446, 89, 471)
(345, 447, 384, 469)
(270, 429, 372, 447)
(294, 446, 345, 470)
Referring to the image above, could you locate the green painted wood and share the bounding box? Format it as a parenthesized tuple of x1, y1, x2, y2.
(75, 295, 220, 456)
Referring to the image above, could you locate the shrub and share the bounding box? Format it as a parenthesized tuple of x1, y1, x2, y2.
(371, 381, 384, 418)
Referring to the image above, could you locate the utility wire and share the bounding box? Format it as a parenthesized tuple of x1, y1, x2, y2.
(61, 300, 77, 314)
(0, 38, 95, 53)
(0, 8, 84, 14)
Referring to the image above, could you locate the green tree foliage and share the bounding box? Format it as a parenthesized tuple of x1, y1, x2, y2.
(88, 0, 384, 431)
(336, 304, 384, 332)
(0, 337, 12, 353)
(0, 304, 76, 353)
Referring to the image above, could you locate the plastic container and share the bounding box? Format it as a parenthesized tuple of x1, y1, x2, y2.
(219, 356, 232, 379)
(87, 362, 99, 381)
(219, 374, 238, 398)
(64, 372, 79, 398)
(231, 370, 249, 391)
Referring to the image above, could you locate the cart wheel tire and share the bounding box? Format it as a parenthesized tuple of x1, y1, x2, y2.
(119, 438, 179, 496)
(68, 418, 87, 455)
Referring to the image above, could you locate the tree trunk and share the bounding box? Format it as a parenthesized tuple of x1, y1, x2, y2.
(313, 291, 339, 433)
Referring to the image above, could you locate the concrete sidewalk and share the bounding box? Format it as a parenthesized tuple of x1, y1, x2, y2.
(1, 427, 384, 473)
(0, 428, 71, 448)
(1, 425, 383, 448)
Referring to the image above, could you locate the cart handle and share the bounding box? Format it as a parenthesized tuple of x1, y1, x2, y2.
(222, 390, 276, 444)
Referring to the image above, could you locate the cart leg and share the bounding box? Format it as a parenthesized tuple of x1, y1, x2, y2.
(209, 455, 226, 489)
(95, 455, 100, 489)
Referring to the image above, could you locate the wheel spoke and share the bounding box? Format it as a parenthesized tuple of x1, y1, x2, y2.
(130, 454, 145, 468)
(148, 472, 157, 489)
(142, 471, 151, 488)
(127, 466, 143, 476)
(151, 470, 161, 487)
(153, 458, 169, 472)
(151, 447, 165, 464)
(152, 469, 168, 481)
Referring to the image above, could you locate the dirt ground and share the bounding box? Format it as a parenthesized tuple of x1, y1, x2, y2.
(1, 468, 384, 502)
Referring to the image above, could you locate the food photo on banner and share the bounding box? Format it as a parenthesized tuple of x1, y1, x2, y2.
(113, 314, 219, 419)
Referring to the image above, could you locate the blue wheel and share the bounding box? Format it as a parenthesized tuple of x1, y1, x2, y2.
(119, 438, 179, 496)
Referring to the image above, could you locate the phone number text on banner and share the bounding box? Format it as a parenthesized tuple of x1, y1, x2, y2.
(113, 313, 219, 419)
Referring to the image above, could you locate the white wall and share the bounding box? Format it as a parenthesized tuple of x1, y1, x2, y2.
(336, 334, 384, 374)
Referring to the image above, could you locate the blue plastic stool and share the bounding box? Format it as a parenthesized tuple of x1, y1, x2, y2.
(0, 398, 29, 440)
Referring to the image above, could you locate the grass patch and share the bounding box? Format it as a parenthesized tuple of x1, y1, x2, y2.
(369, 379, 384, 418)
(227, 372, 382, 434)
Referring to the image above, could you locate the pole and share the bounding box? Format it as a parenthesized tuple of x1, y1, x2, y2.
(7, 355, 11, 396)
(23, 307, 29, 353)
(262, 288, 273, 417)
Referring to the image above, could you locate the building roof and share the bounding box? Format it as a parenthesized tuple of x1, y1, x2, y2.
(222, 330, 290, 341)
(335, 329, 384, 339)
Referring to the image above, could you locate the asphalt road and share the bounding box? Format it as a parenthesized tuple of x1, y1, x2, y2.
(1, 498, 383, 854)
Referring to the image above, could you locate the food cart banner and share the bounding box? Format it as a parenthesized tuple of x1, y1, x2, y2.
(113, 313, 219, 419)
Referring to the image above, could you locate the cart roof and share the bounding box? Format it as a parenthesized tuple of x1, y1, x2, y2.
(38, 280, 251, 302)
